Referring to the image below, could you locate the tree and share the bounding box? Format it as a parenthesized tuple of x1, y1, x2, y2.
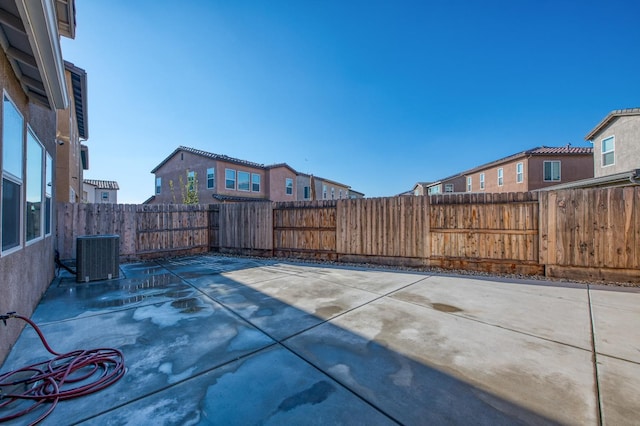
(169, 170, 199, 204)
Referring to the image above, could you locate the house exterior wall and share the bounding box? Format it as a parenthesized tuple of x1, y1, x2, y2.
(466, 154, 593, 193)
(0, 52, 57, 365)
(590, 115, 640, 177)
(268, 166, 297, 202)
(55, 69, 82, 203)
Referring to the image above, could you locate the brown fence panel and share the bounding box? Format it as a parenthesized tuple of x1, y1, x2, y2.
(429, 192, 541, 274)
(219, 202, 273, 256)
(273, 200, 337, 260)
(209, 204, 220, 251)
(540, 187, 640, 282)
(135, 204, 209, 258)
(337, 196, 430, 267)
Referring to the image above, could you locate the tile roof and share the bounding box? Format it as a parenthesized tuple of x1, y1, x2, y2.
(151, 146, 267, 173)
(84, 179, 119, 190)
(584, 108, 640, 141)
(527, 146, 593, 155)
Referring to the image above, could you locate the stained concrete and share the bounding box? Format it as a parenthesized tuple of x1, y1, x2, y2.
(1, 255, 639, 425)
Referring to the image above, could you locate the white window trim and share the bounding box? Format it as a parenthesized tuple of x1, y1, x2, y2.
(543, 161, 561, 182)
(479, 173, 485, 190)
(25, 126, 44, 246)
(601, 135, 615, 167)
(285, 178, 294, 196)
(156, 177, 162, 194)
(466, 177, 472, 192)
(251, 173, 260, 192)
(225, 168, 236, 190)
(2, 91, 25, 256)
(207, 168, 215, 189)
(497, 168, 504, 186)
(237, 171, 250, 192)
(516, 162, 523, 183)
(444, 184, 454, 193)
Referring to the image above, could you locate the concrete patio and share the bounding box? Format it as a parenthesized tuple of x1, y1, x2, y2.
(1, 254, 638, 425)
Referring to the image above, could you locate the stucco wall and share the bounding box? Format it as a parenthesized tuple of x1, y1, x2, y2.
(527, 155, 593, 190)
(591, 115, 640, 177)
(268, 166, 297, 202)
(0, 52, 57, 366)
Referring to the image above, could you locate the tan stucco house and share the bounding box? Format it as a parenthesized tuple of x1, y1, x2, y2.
(0, 0, 79, 365)
(83, 179, 119, 203)
(585, 108, 640, 178)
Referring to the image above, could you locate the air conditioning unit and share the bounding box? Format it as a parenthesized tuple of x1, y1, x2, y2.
(76, 235, 120, 282)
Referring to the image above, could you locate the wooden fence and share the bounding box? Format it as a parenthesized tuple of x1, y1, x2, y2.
(56, 187, 640, 283)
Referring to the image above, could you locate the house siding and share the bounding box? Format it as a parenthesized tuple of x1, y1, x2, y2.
(0, 50, 57, 365)
(591, 115, 640, 177)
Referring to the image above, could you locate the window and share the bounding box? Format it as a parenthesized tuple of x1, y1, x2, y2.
(497, 168, 504, 186)
(322, 184, 327, 199)
(602, 136, 614, 167)
(207, 168, 215, 189)
(70, 187, 76, 203)
(156, 177, 162, 194)
(225, 169, 235, 190)
(480, 173, 485, 190)
(286, 178, 293, 195)
(516, 162, 524, 183)
(304, 186, 310, 199)
(2, 94, 24, 252)
(331, 187, 335, 199)
(187, 171, 195, 191)
(251, 174, 260, 192)
(428, 185, 441, 195)
(238, 171, 250, 191)
(45, 154, 52, 236)
(339, 189, 343, 199)
(444, 184, 454, 193)
(466, 177, 472, 192)
(26, 129, 43, 242)
(102, 192, 109, 201)
(543, 161, 561, 181)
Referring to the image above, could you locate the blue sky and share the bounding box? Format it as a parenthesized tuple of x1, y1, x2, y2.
(61, 1, 640, 203)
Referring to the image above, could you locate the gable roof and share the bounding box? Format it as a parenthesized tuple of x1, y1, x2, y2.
(584, 108, 640, 141)
(84, 179, 119, 190)
(151, 146, 268, 173)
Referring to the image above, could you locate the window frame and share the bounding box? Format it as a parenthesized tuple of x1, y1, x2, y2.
(601, 136, 615, 167)
(25, 127, 44, 245)
(156, 177, 162, 194)
(303, 186, 310, 199)
(466, 177, 472, 192)
(2, 92, 25, 255)
(543, 161, 561, 182)
(225, 169, 236, 190)
(516, 162, 523, 183)
(237, 171, 250, 192)
(101, 191, 109, 201)
(45, 153, 52, 236)
(251, 173, 260, 192)
(207, 167, 215, 189)
(444, 184, 454, 193)
(497, 168, 504, 186)
(479, 173, 485, 190)
(322, 184, 327, 199)
(285, 178, 293, 195)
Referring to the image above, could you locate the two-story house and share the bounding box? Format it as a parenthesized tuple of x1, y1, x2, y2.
(585, 108, 640, 178)
(296, 173, 354, 201)
(0, 0, 79, 365)
(425, 173, 466, 195)
(149, 146, 299, 204)
(83, 179, 119, 203)
(464, 146, 594, 193)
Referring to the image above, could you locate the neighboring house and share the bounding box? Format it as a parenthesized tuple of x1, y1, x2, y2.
(585, 108, 640, 178)
(83, 179, 119, 203)
(296, 173, 354, 201)
(410, 182, 430, 196)
(55, 61, 89, 203)
(464, 146, 594, 193)
(150, 146, 363, 204)
(348, 188, 365, 199)
(0, 0, 78, 365)
(425, 173, 466, 195)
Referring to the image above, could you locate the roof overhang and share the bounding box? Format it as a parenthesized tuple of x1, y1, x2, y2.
(540, 169, 640, 191)
(80, 143, 88, 169)
(55, 0, 74, 38)
(585, 108, 640, 141)
(65, 60, 88, 139)
(0, 0, 69, 109)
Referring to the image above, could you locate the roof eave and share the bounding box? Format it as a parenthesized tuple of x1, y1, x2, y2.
(15, 0, 68, 109)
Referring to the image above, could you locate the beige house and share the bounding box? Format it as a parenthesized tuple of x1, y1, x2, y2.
(296, 173, 356, 201)
(585, 108, 640, 178)
(83, 179, 119, 203)
(0, 0, 78, 365)
(425, 173, 466, 195)
(55, 61, 88, 203)
(464, 146, 594, 193)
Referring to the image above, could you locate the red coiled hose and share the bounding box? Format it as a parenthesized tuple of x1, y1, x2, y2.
(0, 313, 125, 425)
